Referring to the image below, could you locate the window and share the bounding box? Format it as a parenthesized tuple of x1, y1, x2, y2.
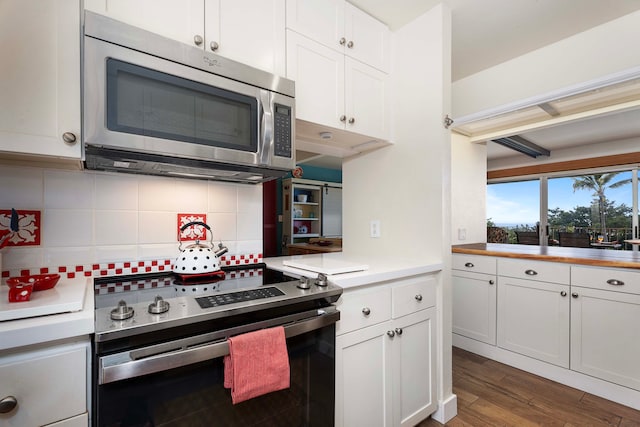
(489, 168, 639, 250)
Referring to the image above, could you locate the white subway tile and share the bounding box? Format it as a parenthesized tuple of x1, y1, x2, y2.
(236, 240, 263, 255)
(207, 212, 237, 241)
(95, 210, 138, 245)
(238, 185, 263, 213)
(173, 178, 208, 212)
(43, 246, 95, 267)
(95, 245, 138, 263)
(43, 209, 93, 247)
(95, 173, 138, 210)
(138, 176, 176, 211)
(138, 243, 178, 261)
(237, 212, 261, 240)
(208, 182, 238, 213)
(44, 170, 95, 209)
(139, 211, 176, 244)
(2, 247, 43, 271)
(0, 165, 43, 209)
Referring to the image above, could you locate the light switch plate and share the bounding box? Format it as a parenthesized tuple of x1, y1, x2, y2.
(370, 220, 381, 238)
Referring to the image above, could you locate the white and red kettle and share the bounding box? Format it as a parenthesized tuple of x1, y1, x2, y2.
(173, 221, 228, 276)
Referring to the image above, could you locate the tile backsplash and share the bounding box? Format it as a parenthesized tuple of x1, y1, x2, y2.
(0, 165, 263, 277)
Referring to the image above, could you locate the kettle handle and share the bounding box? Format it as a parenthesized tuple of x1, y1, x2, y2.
(180, 221, 211, 232)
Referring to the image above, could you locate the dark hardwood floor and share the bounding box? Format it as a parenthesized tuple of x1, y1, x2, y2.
(418, 347, 640, 427)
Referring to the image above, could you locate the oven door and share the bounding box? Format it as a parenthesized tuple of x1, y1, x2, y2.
(94, 307, 338, 427)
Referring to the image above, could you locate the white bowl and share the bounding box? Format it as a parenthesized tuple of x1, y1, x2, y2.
(297, 194, 308, 203)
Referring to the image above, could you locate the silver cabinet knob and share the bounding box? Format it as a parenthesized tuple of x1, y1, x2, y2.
(387, 330, 395, 338)
(0, 396, 17, 414)
(560, 291, 567, 297)
(395, 328, 403, 336)
(572, 292, 579, 298)
(210, 41, 219, 51)
(464, 262, 474, 268)
(606, 279, 624, 286)
(525, 269, 538, 276)
(362, 307, 371, 316)
(194, 34, 203, 46)
(415, 294, 423, 301)
(347, 40, 354, 48)
(62, 132, 77, 145)
(339, 115, 346, 122)
(489, 280, 495, 285)
(348, 117, 355, 124)
(339, 37, 346, 46)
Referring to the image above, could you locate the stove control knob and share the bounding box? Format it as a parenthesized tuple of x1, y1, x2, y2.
(297, 276, 311, 290)
(110, 300, 134, 321)
(315, 273, 328, 287)
(148, 295, 170, 314)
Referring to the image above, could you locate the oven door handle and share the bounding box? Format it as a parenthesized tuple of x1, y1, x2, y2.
(99, 309, 339, 385)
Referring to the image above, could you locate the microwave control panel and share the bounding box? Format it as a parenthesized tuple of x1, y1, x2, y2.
(273, 103, 292, 158)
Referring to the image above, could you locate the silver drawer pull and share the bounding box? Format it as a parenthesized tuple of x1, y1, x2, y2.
(0, 396, 17, 414)
(415, 294, 423, 302)
(362, 307, 371, 316)
(606, 279, 625, 286)
(464, 262, 474, 268)
(525, 269, 538, 276)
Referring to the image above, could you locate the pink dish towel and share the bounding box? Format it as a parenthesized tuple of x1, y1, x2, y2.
(223, 326, 290, 404)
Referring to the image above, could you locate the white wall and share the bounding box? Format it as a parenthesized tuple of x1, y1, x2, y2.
(452, 10, 640, 119)
(451, 133, 487, 244)
(0, 165, 263, 275)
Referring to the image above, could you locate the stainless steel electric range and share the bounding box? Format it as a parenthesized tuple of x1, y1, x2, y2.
(92, 264, 342, 427)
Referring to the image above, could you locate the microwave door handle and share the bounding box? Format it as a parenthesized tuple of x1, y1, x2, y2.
(258, 90, 273, 165)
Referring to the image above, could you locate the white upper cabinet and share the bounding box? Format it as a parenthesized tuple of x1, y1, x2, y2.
(286, 0, 389, 72)
(0, 0, 81, 161)
(84, 0, 286, 75)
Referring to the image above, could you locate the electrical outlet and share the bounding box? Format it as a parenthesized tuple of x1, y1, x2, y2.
(458, 228, 466, 240)
(370, 220, 381, 238)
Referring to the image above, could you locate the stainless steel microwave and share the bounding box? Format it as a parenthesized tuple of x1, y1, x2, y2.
(83, 12, 295, 184)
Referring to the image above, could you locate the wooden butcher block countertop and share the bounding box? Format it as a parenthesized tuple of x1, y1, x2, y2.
(452, 243, 640, 270)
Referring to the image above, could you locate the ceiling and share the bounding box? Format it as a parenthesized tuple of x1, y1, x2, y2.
(297, 0, 640, 168)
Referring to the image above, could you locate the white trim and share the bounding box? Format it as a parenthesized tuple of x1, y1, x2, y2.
(430, 393, 458, 424)
(453, 66, 640, 126)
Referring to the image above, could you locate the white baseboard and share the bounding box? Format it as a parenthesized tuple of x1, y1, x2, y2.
(453, 334, 640, 411)
(431, 393, 458, 424)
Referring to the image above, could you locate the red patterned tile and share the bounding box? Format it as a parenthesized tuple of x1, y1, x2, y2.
(177, 213, 207, 242)
(0, 210, 41, 246)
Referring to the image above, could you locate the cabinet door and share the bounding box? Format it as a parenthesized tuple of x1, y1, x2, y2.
(206, 0, 286, 75)
(286, 30, 345, 130)
(84, 0, 205, 48)
(0, 342, 87, 426)
(571, 286, 640, 391)
(322, 186, 342, 237)
(345, 57, 389, 139)
(285, 0, 344, 53)
(452, 271, 497, 345)
(335, 321, 393, 427)
(344, 2, 389, 72)
(0, 0, 81, 159)
(393, 308, 437, 427)
(497, 277, 570, 367)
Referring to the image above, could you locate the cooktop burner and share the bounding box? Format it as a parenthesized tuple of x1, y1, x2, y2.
(93, 264, 343, 343)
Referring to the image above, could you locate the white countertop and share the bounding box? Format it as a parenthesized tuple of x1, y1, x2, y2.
(265, 253, 443, 289)
(0, 278, 94, 352)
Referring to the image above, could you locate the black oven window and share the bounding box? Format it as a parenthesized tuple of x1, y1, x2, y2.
(95, 325, 335, 427)
(106, 59, 258, 152)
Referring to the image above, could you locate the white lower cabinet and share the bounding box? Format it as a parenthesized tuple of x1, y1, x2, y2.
(570, 266, 640, 392)
(335, 275, 437, 427)
(0, 339, 90, 426)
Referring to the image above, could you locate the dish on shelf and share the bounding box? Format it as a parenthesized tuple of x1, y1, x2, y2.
(7, 273, 61, 291)
(315, 240, 333, 246)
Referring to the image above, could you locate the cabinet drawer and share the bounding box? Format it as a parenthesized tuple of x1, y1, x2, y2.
(571, 265, 640, 295)
(336, 286, 392, 335)
(392, 276, 436, 318)
(498, 258, 569, 284)
(0, 341, 87, 426)
(452, 254, 496, 275)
